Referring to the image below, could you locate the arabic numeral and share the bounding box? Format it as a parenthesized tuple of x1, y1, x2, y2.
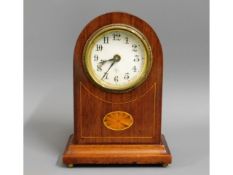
(97, 65, 102, 72)
(103, 36, 109, 44)
(124, 73, 130, 80)
(133, 55, 140, 62)
(113, 33, 121, 41)
(132, 44, 138, 52)
(94, 55, 98, 61)
(132, 66, 137, 72)
(125, 37, 129, 44)
(114, 76, 119, 82)
(96, 44, 103, 51)
(104, 73, 109, 79)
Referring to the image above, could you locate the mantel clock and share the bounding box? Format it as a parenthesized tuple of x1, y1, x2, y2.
(63, 12, 172, 167)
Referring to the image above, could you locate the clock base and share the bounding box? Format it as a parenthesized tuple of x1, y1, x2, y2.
(63, 134, 172, 166)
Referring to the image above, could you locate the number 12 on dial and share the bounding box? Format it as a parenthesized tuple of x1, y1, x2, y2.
(83, 24, 152, 92)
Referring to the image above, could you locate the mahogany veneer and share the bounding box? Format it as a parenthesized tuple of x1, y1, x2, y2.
(62, 12, 172, 166)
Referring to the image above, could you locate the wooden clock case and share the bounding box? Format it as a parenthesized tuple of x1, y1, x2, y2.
(63, 12, 172, 166)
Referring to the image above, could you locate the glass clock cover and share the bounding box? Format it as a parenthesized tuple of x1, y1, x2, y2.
(83, 24, 152, 92)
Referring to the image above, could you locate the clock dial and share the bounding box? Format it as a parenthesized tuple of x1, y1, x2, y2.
(83, 25, 152, 91)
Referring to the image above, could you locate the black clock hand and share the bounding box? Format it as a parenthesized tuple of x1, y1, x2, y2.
(101, 60, 116, 80)
(97, 57, 116, 69)
(101, 54, 121, 80)
(100, 57, 115, 64)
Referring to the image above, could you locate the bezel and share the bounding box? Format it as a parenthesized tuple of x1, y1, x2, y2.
(83, 24, 153, 93)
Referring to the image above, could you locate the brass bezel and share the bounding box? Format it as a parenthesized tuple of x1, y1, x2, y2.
(83, 24, 153, 92)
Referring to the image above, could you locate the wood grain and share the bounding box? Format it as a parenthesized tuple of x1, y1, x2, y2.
(63, 135, 172, 165)
(73, 12, 163, 144)
(103, 111, 134, 131)
(62, 12, 171, 166)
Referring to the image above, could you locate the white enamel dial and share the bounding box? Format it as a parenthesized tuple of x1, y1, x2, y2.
(84, 25, 152, 91)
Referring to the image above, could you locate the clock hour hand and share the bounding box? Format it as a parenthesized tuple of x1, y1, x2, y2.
(100, 57, 115, 64)
(97, 57, 116, 69)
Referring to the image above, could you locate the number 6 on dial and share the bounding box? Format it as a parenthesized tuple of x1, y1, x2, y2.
(83, 24, 152, 92)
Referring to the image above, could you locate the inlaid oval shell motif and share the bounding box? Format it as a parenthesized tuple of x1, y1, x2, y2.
(103, 111, 134, 131)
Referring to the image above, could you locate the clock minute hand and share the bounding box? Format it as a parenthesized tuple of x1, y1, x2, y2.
(101, 54, 121, 80)
(101, 60, 116, 80)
